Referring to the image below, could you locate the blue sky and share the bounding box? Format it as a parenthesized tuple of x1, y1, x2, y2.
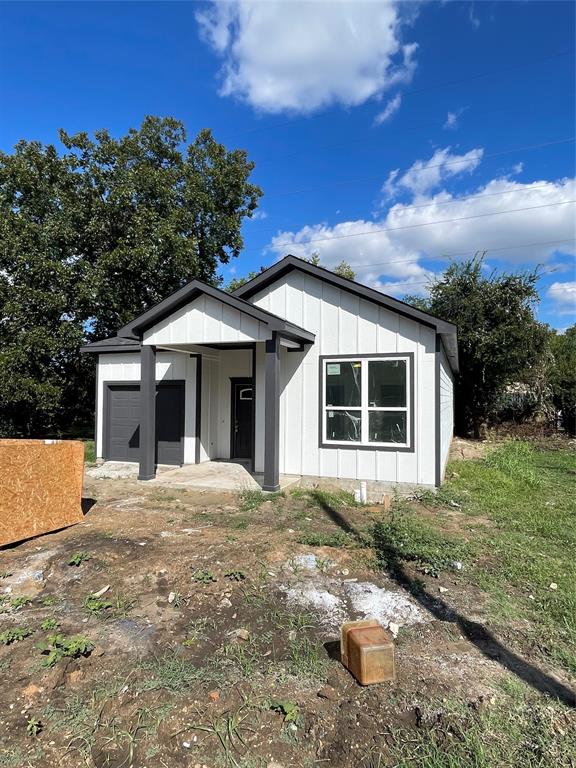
(1, 0, 574, 328)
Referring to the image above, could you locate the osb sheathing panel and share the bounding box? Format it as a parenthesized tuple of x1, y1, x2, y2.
(0, 440, 84, 547)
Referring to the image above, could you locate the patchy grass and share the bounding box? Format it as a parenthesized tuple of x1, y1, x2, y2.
(296, 530, 357, 548)
(375, 442, 576, 675)
(385, 685, 575, 768)
(139, 650, 203, 693)
(237, 488, 284, 513)
(286, 636, 329, 681)
(374, 505, 471, 577)
(80, 439, 95, 464)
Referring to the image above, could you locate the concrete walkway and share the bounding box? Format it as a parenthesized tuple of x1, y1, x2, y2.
(87, 460, 300, 493)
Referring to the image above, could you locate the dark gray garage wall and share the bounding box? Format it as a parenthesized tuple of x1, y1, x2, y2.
(104, 382, 185, 465)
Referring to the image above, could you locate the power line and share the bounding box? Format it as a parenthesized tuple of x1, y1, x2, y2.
(248, 182, 573, 237)
(248, 200, 576, 253)
(365, 266, 560, 290)
(264, 137, 574, 199)
(325, 238, 576, 271)
(219, 48, 574, 142)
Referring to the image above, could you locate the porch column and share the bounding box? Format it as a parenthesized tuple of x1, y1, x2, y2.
(263, 332, 280, 492)
(138, 344, 156, 481)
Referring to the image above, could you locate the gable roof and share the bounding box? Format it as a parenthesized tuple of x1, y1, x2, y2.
(233, 255, 459, 372)
(113, 279, 315, 344)
(81, 335, 140, 354)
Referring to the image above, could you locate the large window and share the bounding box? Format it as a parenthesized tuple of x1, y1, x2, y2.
(322, 356, 411, 448)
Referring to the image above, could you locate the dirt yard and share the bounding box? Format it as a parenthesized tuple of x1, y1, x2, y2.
(1, 451, 574, 768)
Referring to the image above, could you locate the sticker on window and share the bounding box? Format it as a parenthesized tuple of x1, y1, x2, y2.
(326, 364, 340, 375)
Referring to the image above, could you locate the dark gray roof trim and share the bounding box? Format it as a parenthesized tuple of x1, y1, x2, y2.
(233, 255, 459, 373)
(81, 336, 141, 354)
(115, 279, 315, 345)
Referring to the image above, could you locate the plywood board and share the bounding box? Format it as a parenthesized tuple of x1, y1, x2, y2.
(0, 440, 84, 547)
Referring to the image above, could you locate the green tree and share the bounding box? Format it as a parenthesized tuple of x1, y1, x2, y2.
(405, 256, 549, 437)
(225, 253, 355, 292)
(549, 325, 576, 435)
(0, 140, 87, 435)
(225, 267, 267, 293)
(60, 117, 262, 338)
(0, 117, 262, 436)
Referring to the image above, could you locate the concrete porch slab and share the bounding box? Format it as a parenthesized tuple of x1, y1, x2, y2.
(87, 460, 300, 493)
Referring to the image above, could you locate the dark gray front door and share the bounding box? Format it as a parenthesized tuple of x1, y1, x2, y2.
(106, 382, 184, 465)
(231, 379, 253, 460)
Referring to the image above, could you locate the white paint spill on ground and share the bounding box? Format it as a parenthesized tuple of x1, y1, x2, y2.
(280, 557, 429, 631)
(345, 581, 426, 627)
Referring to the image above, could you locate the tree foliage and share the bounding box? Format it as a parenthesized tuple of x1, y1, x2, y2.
(0, 117, 262, 436)
(549, 325, 576, 435)
(405, 256, 549, 437)
(224, 253, 356, 292)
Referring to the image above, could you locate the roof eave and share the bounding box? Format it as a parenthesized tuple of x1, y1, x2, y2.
(234, 254, 458, 372)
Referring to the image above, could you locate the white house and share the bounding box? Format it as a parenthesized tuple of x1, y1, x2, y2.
(82, 255, 457, 492)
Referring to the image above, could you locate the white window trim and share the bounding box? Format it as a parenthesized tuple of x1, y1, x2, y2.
(322, 356, 411, 448)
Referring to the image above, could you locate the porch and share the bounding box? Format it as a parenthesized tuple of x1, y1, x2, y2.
(102, 279, 315, 492)
(87, 459, 301, 493)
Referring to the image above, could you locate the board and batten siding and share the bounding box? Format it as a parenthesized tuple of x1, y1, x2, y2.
(96, 351, 198, 464)
(250, 270, 437, 486)
(143, 294, 270, 346)
(438, 342, 454, 480)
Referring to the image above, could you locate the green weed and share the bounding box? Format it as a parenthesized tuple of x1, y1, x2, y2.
(40, 618, 60, 631)
(26, 718, 42, 737)
(83, 594, 134, 617)
(238, 488, 284, 513)
(297, 531, 356, 548)
(83, 595, 114, 615)
(192, 569, 217, 583)
(41, 596, 59, 607)
(37, 634, 94, 667)
(68, 551, 91, 567)
(225, 570, 246, 581)
(269, 699, 300, 724)
(0, 627, 33, 645)
(9, 596, 33, 610)
(373, 509, 470, 577)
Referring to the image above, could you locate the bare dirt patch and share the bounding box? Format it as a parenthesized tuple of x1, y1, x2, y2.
(0, 475, 530, 767)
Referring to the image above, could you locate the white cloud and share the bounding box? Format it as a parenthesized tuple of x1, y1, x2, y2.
(547, 281, 576, 315)
(374, 94, 402, 125)
(250, 209, 268, 221)
(267, 177, 576, 295)
(469, 3, 480, 28)
(196, 1, 418, 114)
(443, 107, 466, 130)
(382, 146, 484, 200)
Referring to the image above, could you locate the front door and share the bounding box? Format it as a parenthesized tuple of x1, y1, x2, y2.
(231, 379, 253, 460)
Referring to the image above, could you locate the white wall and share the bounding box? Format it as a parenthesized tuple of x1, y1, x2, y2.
(251, 271, 438, 486)
(143, 294, 271, 345)
(96, 347, 259, 465)
(96, 351, 197, 462)
(438, 342, 454, 480)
